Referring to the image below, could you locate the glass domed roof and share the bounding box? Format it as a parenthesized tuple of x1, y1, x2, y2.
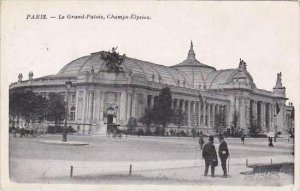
(57, 52, 193, 88)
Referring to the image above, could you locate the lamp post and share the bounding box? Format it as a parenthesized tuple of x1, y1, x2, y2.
(114, 105, 118, 125)
(62, 80, 72, 142)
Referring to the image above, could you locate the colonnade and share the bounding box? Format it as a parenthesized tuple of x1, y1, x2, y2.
(146, 94, 228, 129)
(249, 100, 280, 132)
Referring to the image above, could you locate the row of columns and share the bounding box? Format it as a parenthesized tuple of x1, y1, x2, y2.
(146, 95, 228, 128)
(74, 89, 289, 135)
(250, 100, 281, 132)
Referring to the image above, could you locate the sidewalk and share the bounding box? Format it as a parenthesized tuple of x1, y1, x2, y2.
(10, 155, 293, 185)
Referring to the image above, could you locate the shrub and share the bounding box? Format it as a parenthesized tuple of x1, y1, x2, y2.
(137, 128, 144, 136)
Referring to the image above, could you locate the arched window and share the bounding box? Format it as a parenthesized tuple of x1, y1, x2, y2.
(70, 106, 76, 121)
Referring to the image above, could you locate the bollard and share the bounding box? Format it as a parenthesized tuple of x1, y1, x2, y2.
(70, 165, 73, 178)
(246, 159, 248, 166)
(129, 164, 132, 175)
(271, 159, 272, 164)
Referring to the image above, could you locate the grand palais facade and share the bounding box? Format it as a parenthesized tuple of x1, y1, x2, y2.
(9, 42, 294, 135)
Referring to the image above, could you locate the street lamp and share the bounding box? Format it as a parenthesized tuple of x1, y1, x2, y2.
(114, 105, 118, 125)
(62, 80, 72, 142)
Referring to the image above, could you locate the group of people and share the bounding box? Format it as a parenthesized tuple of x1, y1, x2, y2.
(199, 134, 230, 178)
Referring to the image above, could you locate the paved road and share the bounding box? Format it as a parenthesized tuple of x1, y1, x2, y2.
(9, 134, 294, 185)
(10, 134, 294, 161)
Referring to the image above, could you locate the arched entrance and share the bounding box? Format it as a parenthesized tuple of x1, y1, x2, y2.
(106, 107, 116, 134)
(106, 107, 115, 124)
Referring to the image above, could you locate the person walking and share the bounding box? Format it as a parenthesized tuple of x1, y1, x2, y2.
(218, 134, 230, 178)
(199, 135, 205, 150)
(268, 137, 274, 147)
(202, 135, 218, 177)
(20, 123, 25, 138)
(241, 133, 245, 144)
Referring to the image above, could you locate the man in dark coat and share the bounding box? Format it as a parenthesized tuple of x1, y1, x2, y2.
(202, 135, 218, 177)
(218, 134, 229, 177)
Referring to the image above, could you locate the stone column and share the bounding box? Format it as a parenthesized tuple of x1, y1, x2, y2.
(150, 95, 154, 109)
(260, 102, 266, 131)
(224, 105, 229, 129)
(131, 92, 137, 118)
(120, 91, 127, 124)
(228, 96, 234, 127)
(187, 100, 191, 127)
(182, 100, 186, 112)
(81, 89, 88, 134)
(267, 103, 271, 132)
(88, 90, 94, 122)
(211, 103, 215, 128)
(270, 104, 274, 130)
(93, 90, 100, 123)
(235, 97, 240, 113)
(207, 103, 211, 128)
(127, 92, 132, 119)
(253, 101, 258, 122)
(76, 90, 83, 121)
(198, 101, 201, 126)
(203, 102, 207, 127)
(116, 92, 121, 122)
(143, 93, 147, 110)
(193, 101, 196, 126)
(240, 98, 246, 129)
(277, 103, 284, 132)
(99, 91, 104, 121)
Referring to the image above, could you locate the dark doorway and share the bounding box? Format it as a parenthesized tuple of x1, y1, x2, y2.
(107, 114, 114, 124)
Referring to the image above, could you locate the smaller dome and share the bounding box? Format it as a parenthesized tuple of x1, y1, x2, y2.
(172, 41, 215, 70)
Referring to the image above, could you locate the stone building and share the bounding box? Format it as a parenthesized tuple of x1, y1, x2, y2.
(9, 42, 294, 135)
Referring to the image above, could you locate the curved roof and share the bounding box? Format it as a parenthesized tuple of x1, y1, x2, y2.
(55, 44, 254, 90)
(171, 41, 216, 70)
(205, 68, 256, 89)
(206, 69, 237, 89)
(57, 52, 193, 88)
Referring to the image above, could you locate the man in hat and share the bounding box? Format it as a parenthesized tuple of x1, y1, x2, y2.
(218, 134, 230, 177)
(202, 135, 218, 177)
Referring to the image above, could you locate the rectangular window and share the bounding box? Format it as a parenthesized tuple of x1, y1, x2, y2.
(71, 94, 76, 103)
(70, 112, 75, 121)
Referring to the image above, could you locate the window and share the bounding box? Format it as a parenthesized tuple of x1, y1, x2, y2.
(70, 106, 76, 121)
(104, 92, 117, 102)
(71, 94, 76, 103)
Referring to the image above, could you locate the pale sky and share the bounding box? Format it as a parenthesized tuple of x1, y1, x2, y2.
(1, 1, 299, 105)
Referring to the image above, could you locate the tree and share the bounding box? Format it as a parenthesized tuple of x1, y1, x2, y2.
(45, 92, 65, 127)
(9, 90, 47, 127)
(9, 91, 25, 125)
(171, 108, 187, 133)
(214, 112, 225, 134)
(230, 111, 240, 136)
(153, 87, 173, 135)
(139, 107, 154, 135)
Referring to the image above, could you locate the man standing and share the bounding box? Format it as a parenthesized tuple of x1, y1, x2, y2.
(202, 135, 218, 177)
(218, 134, 229, 177)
